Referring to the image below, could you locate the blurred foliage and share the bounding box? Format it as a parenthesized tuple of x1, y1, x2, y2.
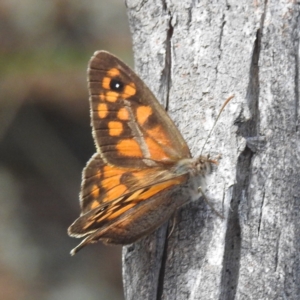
(0, 49, 88, 76)
(0, 1, 133, 299)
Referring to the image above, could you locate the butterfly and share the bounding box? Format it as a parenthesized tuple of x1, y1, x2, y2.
(68, 51, 228, 255)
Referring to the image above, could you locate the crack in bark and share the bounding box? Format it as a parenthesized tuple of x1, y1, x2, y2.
(295, 12, 300, 132)
(219, 154, 243, 300)
(156, 1, 173, 298)
(275, 231, 281, 273)
(219, 2, 268, 299)
(257, 187, 265, 237)
(187, 7, 192, 26)
(156, 225, 169, 300)
(154, 219, 167, 294)
(215, 12, 226, 76)
(219, 14, 225, 51)
(220, 147, 255, 300)
(159, 13, 173, 111)
(222, 184, 226, 213)
(240, 0, 267, 138)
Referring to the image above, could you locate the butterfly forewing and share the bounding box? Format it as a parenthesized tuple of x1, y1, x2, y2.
(88, 51, 191, 168)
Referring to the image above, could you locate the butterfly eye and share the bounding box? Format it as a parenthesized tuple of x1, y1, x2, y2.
(110, 78, 124, 92)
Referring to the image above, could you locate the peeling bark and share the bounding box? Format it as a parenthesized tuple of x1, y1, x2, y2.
(123, 1, 300, 299)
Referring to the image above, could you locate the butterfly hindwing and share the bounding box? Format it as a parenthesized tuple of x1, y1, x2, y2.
(68, 154, 187, 253)
(79, 153, 188, 214)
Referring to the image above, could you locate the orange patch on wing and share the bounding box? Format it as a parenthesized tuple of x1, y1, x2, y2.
(102, 77, 110, 89)
(102, 176, 120, 193)
(123, 189, 144, 202)
(97, 103, 108, 118)
(104, 184, 127, 202)
(145, 137, 170, 160)
(90, 200, 100, 209)
(122, 82, 136, 98)
(108, 203, 136, 220)
(116, 139, 143, 157)
(136, 106, 152, 125)
(108, 178, 185, 220)
(117, 107, 129, 120)
(106, 91, 119, 102)
(147, 125, 170, 146)
(91, 185, 100, 198)
(108, 121, 123, 136)
(91, 174, 187, 222)
(99, 94, 105, 101)
(103, 166, 126, 178)
(139, 178, 184, 200)
(108, 68, 120, 77)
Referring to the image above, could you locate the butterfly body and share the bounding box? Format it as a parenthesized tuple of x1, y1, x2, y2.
(68, 51, 216, 255)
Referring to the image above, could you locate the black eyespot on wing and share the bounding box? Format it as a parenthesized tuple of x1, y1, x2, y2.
(110, 78, 124, 92)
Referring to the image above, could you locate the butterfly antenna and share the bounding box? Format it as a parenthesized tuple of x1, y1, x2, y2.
(200, 95, 234, 156)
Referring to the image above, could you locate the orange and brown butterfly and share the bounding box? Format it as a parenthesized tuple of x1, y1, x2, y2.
(68, 51, 221, 255)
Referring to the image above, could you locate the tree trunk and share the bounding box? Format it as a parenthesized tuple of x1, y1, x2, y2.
(122, 1, 300, 299)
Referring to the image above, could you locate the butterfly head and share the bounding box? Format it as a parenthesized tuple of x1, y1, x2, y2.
(173, 155, 218, 178)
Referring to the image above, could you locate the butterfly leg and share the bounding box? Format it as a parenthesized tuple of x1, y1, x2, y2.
(198, 187, 224, 219)
(207, 153, 222, 165)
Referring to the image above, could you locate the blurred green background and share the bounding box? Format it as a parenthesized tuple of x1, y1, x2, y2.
(0, 1, 133, 299)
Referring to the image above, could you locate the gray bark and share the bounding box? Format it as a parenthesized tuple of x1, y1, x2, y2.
(122, 1, 300, 299)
